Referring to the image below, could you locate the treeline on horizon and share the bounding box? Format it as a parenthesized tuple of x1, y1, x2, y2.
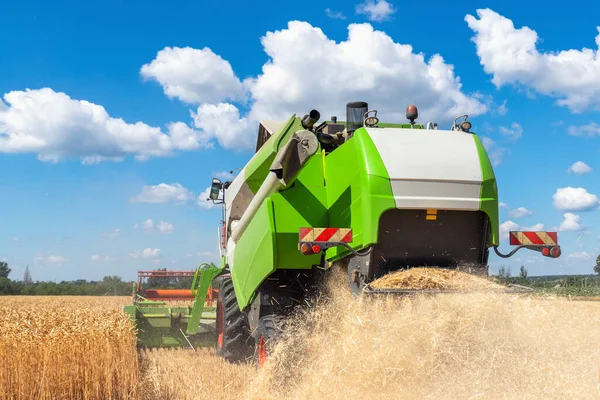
(0, 262, 195, 296)
(1, 261, 600, 296)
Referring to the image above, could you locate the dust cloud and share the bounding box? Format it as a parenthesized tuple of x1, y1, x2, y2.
(246, 267, 600, 400)
(141, 267, 600, 399)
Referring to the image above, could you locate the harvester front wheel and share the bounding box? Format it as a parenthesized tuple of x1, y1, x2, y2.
(215, 276, 254, 363)
(255, 314, 283, 369)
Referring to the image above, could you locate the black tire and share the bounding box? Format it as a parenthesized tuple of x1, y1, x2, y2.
(255, 314, 283, 369)
(215, 276, 254, 363)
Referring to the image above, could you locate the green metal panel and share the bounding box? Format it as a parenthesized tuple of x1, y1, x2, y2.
(243, 115, 303, 194)
(186, 263, 223, 334)
(231, 197, 277, 310)
(323, 127, 396, 260)
(472, 134, 500, 246)
(272, 154, 329, 269)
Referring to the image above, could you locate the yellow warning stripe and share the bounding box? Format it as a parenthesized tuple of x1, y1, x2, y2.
(535, 232, 557, 245)
(512, 232, 533, 245)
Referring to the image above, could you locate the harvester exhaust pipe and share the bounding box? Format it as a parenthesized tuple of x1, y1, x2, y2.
(346, 101, 368, 135)
(230, 129, 320, 244)
(301, 109, 321, 129)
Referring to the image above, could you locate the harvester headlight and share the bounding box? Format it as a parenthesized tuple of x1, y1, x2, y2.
(364, 116, 379, 126)
(460, 121, 472, 132)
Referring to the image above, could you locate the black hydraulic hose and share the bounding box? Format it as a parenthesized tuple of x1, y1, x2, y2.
(493, 245, 526, 258)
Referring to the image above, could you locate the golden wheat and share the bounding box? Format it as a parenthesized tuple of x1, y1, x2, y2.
(0, 296, 138, 400)
(4, 271, 600, 400)
(139, 347, 254, 400)
(369, 267, 505, 291)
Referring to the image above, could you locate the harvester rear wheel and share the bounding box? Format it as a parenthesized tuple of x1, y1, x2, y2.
(255, 314, 283, 369)
(215, 276, 254, 363)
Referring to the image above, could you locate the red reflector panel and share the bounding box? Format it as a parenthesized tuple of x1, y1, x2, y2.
(299, 228, 353, 243)
(315, 228, 339, 242)
(509, 231, 558, 246)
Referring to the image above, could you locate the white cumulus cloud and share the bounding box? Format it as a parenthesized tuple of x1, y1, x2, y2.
(355, 0, 396, 21)
(191, 102, 254, 150)
(499, 122, 522, 141)
(129, 248, 162, 259)
(214, 170, 235, 181)
(130, 183, 194, 204)
(139, 219, 175, 234)
(35, 254, 69, 265)
(140, 46, 246, 104)
(552, 187, 600, 211)
(91, 255, 113, 262)
(508, 207, 533, 218)
(465, 9, 600, 113)
(526, 223, 545, 231)
(499, 220, 520, 240)
(245, 21, 487, 124)
(131, 182, 222, 211)
(0, 88, 208, 163)
(568, 123, 600, 137)
(499, 220, 545, 241)
(101, 229, 121, 238)
(558, 213, 584, 232)
(568, 161, 592, 175)
(143, 21, 488, 152)
(325, 8, 346, 20)
(481, 136, 508, 166)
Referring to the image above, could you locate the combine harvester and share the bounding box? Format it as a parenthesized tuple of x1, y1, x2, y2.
(124, 101, 562, 364)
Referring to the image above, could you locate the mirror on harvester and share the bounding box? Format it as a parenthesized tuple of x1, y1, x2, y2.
(209, 178, 222, 200)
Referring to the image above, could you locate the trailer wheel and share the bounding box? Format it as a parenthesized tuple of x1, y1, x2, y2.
(215, 276, 254, 363)
(255, 314, 283, 369)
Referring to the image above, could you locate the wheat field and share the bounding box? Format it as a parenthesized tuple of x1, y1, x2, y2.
(0, 296, 138, 400)
(3, 274, 600, 400)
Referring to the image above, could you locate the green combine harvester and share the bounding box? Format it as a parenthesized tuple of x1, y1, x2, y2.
(124, 101, 562, 365)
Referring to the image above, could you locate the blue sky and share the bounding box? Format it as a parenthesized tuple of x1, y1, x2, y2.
(1, 0, 599, 281)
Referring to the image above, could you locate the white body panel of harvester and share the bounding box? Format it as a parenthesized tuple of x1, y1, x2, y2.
(366, 127, 484, 211)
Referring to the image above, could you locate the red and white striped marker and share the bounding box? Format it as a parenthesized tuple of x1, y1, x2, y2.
(299, 228, 353, 243)
(509, 231, 558, 246)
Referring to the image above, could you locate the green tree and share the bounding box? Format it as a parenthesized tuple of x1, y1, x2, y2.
(594, 255, 600, 275)
(23, 265, 32, 284)
(0, 261, 11, 279)
(102, 275, 123, 296)
(519, 265, 528, 280)
(497, 265, 511, 281)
